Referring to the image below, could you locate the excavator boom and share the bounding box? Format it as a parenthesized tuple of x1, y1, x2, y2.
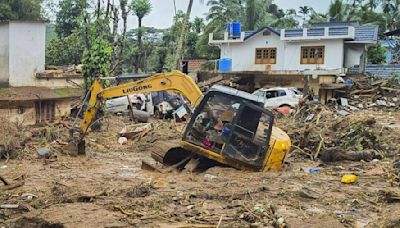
(80, 71, 203, 137)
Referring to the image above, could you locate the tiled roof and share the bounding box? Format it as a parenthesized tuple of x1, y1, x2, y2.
(379, 39, 398, 48)
(354, 26, 379, 42)
(244, 27, 280, 40)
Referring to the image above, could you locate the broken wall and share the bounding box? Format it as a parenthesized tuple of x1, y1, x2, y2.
(0, 98, 76, 126)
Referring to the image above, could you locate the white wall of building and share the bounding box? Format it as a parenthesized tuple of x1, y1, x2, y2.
(0, 23, 10, 86)
(221, 32, 285, 71)
(220, 32, 348, 72)
(344, 43, 365, 68)
(283, 39, 344, 71)
(8, 22, 46, 87)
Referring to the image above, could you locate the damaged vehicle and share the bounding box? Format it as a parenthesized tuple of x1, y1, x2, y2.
(252, 87, 303, 109)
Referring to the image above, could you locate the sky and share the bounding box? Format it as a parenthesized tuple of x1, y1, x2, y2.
(128, 0, 332, 29)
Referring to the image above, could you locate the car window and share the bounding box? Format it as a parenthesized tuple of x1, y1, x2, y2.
(265, 91, 278, 98)
(291, 88, 303, 95)
(253, 90, 265, 98)
(278, 90, 286, 97)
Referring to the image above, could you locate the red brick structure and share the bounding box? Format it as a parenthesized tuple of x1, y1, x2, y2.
(182, 59, 208, 73)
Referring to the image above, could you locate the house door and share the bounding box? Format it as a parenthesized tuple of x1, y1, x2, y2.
(35, 100, 55, 123)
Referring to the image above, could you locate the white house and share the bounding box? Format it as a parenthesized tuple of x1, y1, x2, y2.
(209, 22, 378, 74)
(0, 21, 82, 125)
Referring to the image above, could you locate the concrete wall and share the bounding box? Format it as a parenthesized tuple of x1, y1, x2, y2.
(8, 22, 46, 87)
(0, 103, 36, 125)
(0, 24, 10, 87)
(221, 32, 285, 71)
(0, 98, 75, 126)
(220, 34, 346, 72)
(35, 78, 84, 88)
(344, 43, 365, 68)
(283, 39, 344, 71)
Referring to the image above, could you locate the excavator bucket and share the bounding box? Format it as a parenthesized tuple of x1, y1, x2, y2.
(64, 139, 86, 156)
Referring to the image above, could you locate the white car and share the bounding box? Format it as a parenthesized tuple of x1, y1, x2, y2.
(252, 87, 303, 109)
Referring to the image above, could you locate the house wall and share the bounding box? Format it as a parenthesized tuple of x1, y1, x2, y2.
(283, 39, 344, 71)
(8, 22, 46, 87)
(220, 34, 346, 72)
(344, 43, 365, 68)
(36, 78, 84, 88)
(0, 24, 10, 87)
(221, 32, 285, 71)
(0, 102, 36, 125)
(0, 98, 75, 126)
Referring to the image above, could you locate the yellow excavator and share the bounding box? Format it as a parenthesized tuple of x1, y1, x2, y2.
(68, 71, 291, 171)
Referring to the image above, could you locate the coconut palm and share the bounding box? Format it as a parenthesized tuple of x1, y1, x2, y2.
(298, 5, 313, 25)
(328, 0, 349, 21)
(130, 0, 152, 72)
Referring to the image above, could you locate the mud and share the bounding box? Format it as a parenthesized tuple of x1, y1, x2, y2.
(0, 111, 400, 227)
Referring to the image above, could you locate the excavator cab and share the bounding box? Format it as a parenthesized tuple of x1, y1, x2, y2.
(180, 85, 279, 171)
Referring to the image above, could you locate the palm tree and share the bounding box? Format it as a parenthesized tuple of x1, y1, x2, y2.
(298, 6, 313, 26)
(130, 0, 152, 73)
(328, 0, 348, 21)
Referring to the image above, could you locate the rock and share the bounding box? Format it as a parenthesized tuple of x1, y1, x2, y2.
(277, 217, 285, 225)
(296, 187, 320, 199)
(186, 205, 194, 210)
(388, 102, 396, 107)
(118, 137, 128, 145)
(348, 105, 359, 111)
(337, 110, 350, 116)
(36, 148, 51, 159)
(204, 174, 217, 180)
(357, 104, 364, 109)
(376, 100, 387, 106)
(392, 97, 399, 102)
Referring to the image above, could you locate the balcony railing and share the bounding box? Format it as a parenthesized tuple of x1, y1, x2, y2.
(281, 26, 355, 41)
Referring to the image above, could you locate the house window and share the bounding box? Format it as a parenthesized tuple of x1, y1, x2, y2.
(35, 100, 55, 123)
(301, 46, 324, 64)
(255, 48, 277, 64)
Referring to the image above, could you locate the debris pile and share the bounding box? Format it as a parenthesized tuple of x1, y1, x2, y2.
(0, 117, 20, 159)
(338, 77, 400, 111)
(276, 103, 399, 162)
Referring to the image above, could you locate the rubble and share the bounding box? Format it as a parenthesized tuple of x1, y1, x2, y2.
(0, 76, 399, 227)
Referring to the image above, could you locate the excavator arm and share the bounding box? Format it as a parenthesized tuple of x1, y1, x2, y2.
(80, 71, 203, 137)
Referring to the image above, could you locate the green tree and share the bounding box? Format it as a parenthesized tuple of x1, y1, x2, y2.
(130, 0, 152, 73)
(298, 5, 313, 25)
(192, 17, 205, 33)
(367, 44, 386, 64)
(206, 0, 243, 32)
(46, 32, 84, 65)
(0, 0, 41, 20)
(55, 0, 83, 37)
(328, 0, 349, 21)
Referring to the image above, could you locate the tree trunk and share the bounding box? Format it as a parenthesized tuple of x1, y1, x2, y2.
(174, 0, 194, 71)
(110, 4, 119, 76)
(135, 17, 143, 73)
(115, 0, 128, 75)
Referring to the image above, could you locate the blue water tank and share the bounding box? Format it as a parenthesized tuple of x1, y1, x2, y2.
(232, 21, 241, 37)
(218, 58, 232, 72)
